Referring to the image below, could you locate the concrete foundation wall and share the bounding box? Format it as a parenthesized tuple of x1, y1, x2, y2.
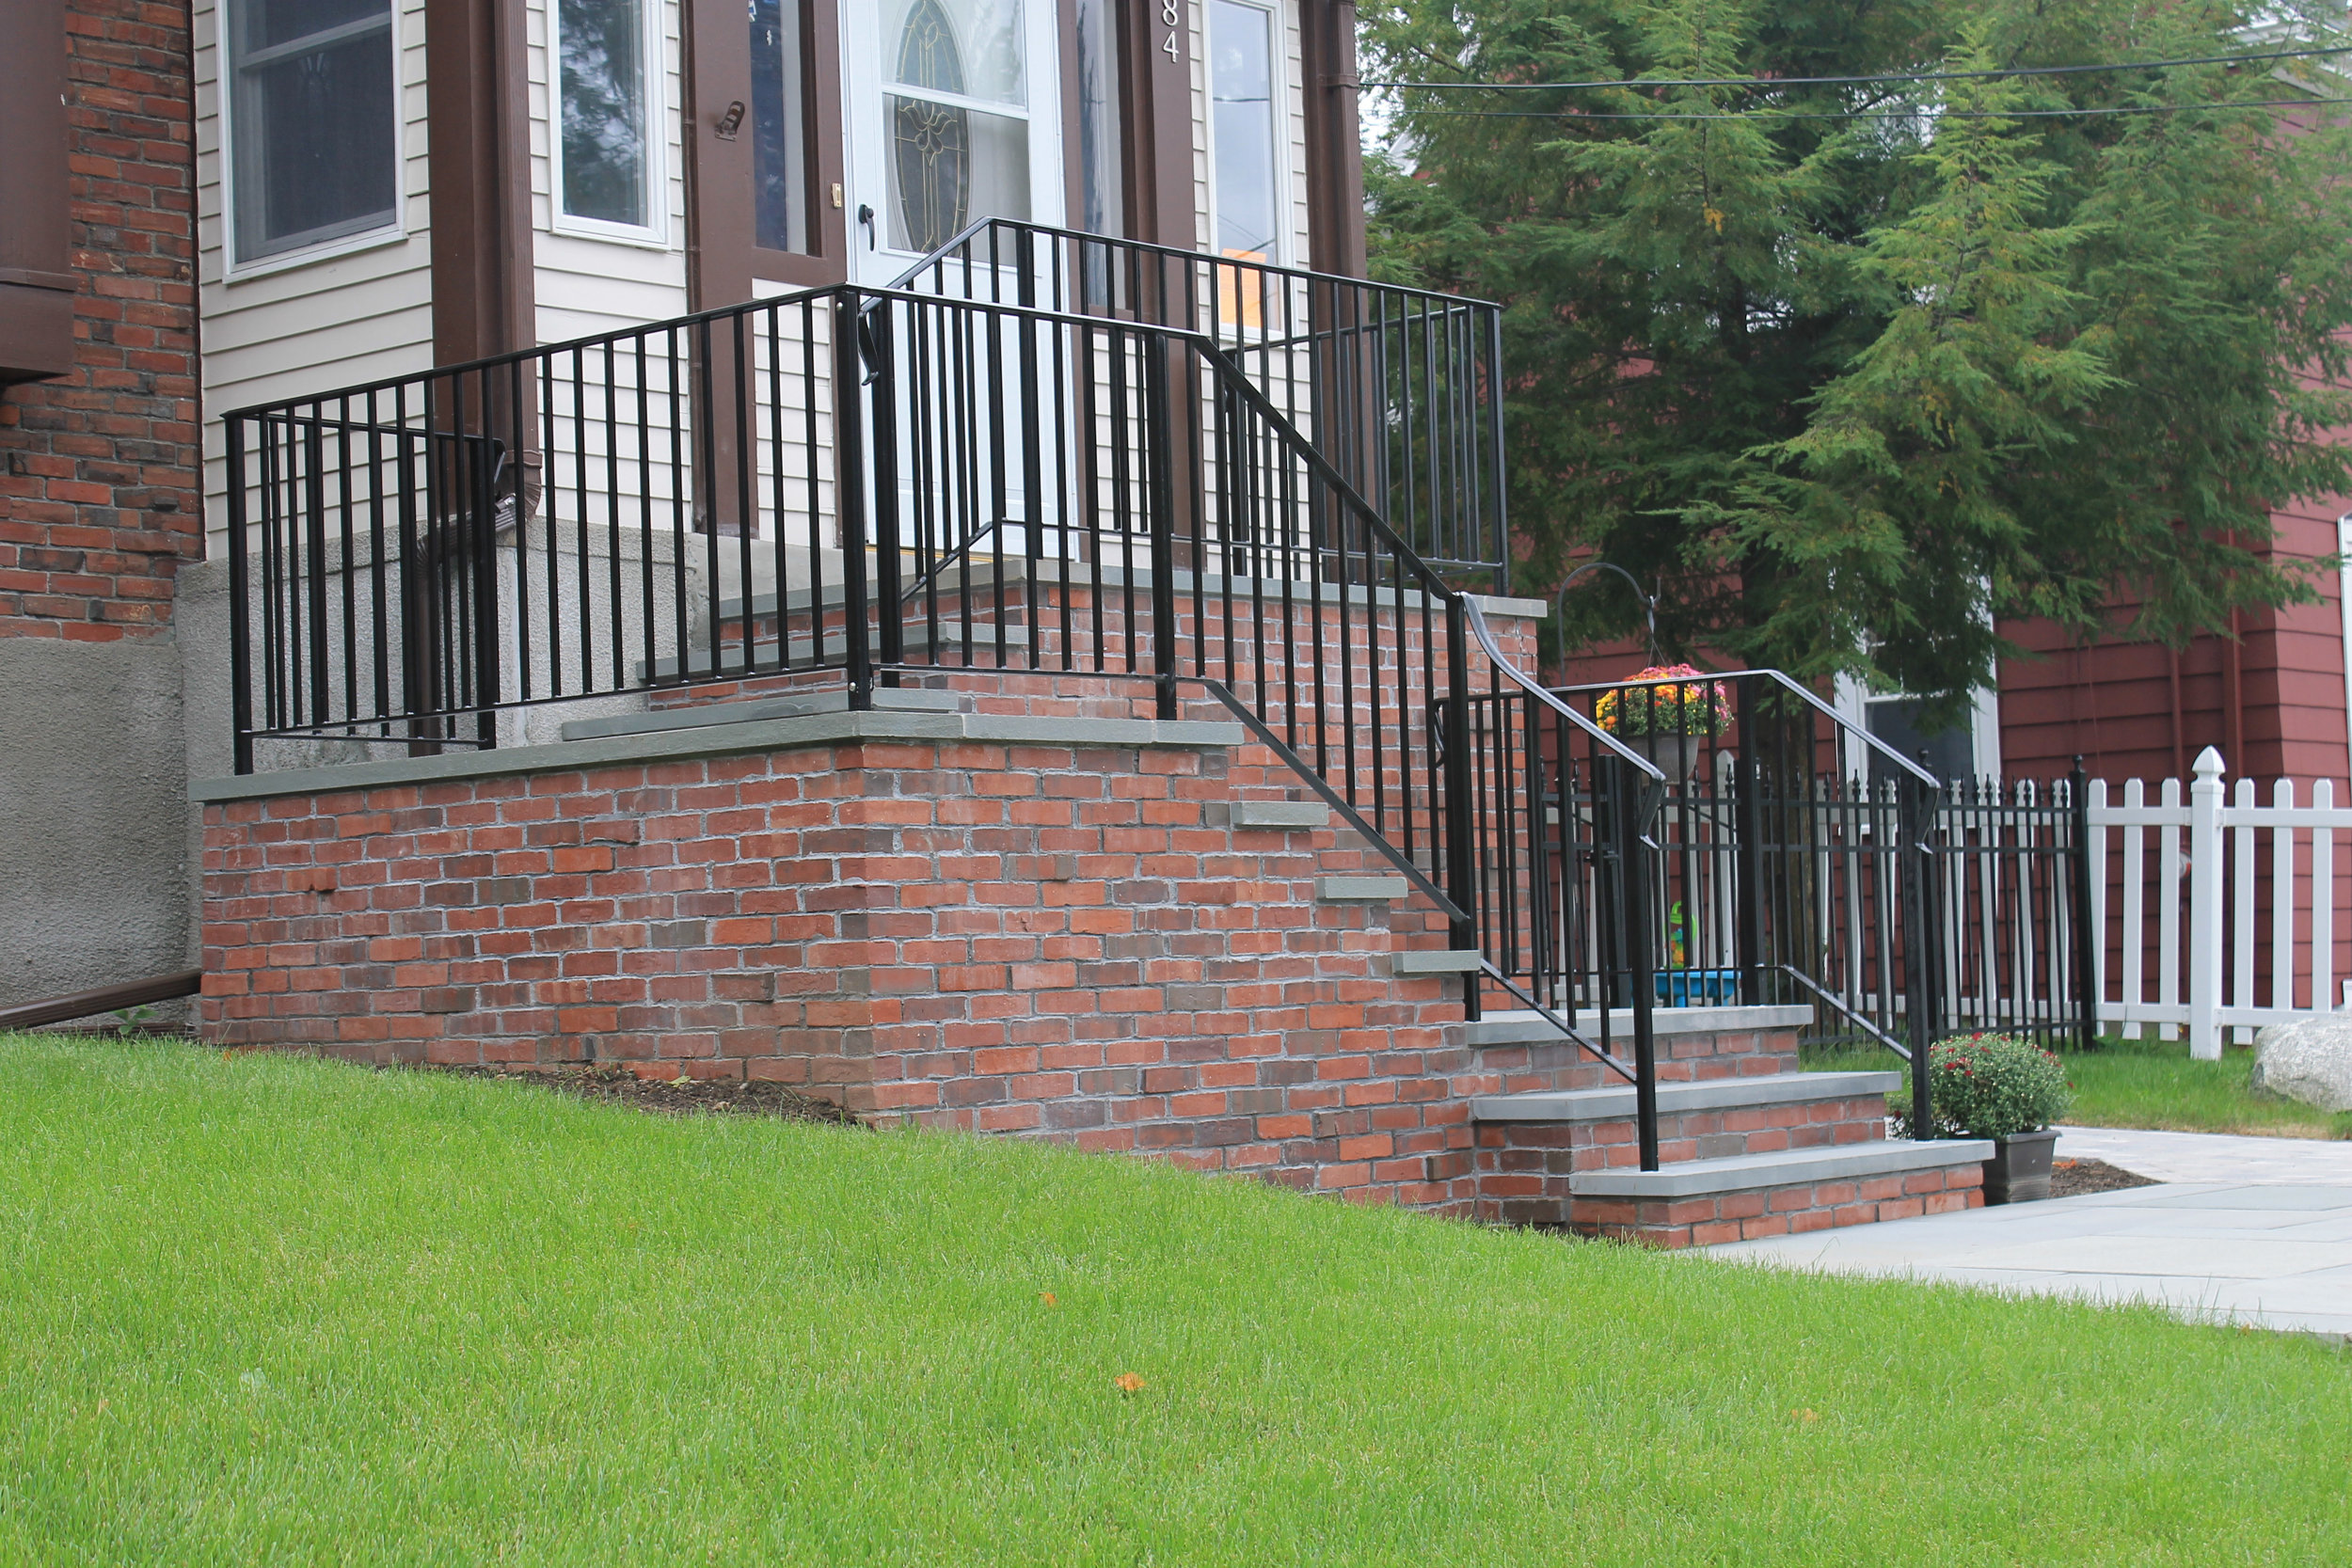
(0, 636, 192, 1012)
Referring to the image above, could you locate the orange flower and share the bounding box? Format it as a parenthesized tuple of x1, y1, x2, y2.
(1113, 1372, 1147, 1393)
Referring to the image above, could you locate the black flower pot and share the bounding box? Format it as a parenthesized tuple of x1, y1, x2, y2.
(1982, 1129, 2059, 1205)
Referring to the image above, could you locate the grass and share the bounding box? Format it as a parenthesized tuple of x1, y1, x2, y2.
(1805, 1033, 2352, 1140)
(4, 1036, 2349, 1564)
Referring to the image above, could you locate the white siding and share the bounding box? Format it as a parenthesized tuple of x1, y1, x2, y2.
(195, 0, 437, 548)
(527, 0, 692, 342)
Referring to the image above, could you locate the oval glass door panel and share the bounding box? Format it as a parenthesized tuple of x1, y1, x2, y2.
(885, 0, 1030, 251)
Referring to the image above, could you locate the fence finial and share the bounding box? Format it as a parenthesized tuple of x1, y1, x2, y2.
(2193, 746, 2226, 782)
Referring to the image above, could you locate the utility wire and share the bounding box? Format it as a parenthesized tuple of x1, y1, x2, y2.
(1358, 42, 2352, 94)
(1402, 97, 2352, 122)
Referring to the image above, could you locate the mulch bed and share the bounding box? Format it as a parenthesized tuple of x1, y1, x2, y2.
(419, 1064, 863, 1127)
(2049, 1157, 2159, 1196)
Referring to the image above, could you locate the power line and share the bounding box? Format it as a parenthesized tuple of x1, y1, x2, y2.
(1401, 96, 2351, 122)
(1358, 42, 2352, 94)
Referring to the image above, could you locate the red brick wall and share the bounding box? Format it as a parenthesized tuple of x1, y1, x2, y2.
(0, 0, 199, 639)
(199, 728, 1577, 1207)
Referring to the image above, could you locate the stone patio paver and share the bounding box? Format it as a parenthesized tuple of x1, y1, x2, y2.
(1703, 1128, 2352, 1339)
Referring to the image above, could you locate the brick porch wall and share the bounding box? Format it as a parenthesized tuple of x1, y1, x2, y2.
(199, 720, 1563, 1207)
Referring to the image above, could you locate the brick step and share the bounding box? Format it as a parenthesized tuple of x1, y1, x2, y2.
(1472, 1071, 1901, 1199)
(635, 621, 1030, 683)
(1470, 1069, 1899, 1125)
(1468, 1005, 1808, 1091)
(559, 686, 967, 743)
(1566, 1139, 1992, 1248)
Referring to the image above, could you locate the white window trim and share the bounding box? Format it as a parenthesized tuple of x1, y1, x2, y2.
(218, 0, 409, 279)
(547, 0, 671, 247)
(1200, 0, 1290, 269)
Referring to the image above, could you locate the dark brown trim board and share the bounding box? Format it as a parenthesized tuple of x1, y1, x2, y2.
(424, 0, 534, 363)
(1298, 0, 1365, 277)
(0, 0, 75, 386)
(1127, 0, 1197, 250)
(682, 0, 847, 309)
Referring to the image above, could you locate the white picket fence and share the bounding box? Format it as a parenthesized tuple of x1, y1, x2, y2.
(2087, 746, 2351, 1059)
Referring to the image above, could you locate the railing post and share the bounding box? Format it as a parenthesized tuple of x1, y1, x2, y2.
(1898, 771, 1940, 1138)
(834, 293, 873, 711)
(470, 421, 500, 751)
(867, 302, 903, 678)
(227, 416, 254, 775)
(1143, 329, 1180, 720)
(2188, 746, 2226, 1059)
(1443, 600, 1478, 981)
(2070, 757, 2099, 1051)
(1616, 756, 1661, 1172)
(1733, 681, 1764, 1005)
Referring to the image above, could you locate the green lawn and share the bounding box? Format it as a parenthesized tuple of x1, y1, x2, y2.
(1806, 1033, 2352, 1140)
(5, 1036, 2349, 1564)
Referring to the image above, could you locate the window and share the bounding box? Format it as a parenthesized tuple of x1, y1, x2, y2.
(751, 0, 811, 252)
(554, 0, 660, 236)
(884, 0, 1030, 252)
(1206, 0, 1279, 262)
(1072, 0, 1120, 237)
(227, 0, 400, 264)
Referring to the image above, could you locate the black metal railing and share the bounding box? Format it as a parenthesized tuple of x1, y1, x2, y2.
(889, 220, 1511, 583)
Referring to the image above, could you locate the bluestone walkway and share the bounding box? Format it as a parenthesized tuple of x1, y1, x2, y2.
(1704, 1126, 2352, 1339)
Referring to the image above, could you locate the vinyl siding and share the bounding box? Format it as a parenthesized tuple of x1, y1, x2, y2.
(195, 0, 437, 548)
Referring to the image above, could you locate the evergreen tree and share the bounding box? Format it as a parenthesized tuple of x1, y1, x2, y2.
(1362, 0, 2352, 710)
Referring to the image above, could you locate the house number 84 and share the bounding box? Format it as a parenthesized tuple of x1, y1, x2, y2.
(1161, 0, 1181, 60)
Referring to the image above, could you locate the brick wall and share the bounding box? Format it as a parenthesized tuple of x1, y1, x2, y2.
(199, 724, 1577, 1207)
(0, 0, 200, 639)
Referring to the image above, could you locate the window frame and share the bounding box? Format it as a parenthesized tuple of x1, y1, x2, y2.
(1200, 0, 1290, 269)
(220, 0, 408, 273)
(548, 0, 671, 247)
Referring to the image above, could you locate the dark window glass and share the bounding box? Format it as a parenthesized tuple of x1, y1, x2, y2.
(1207, 0, 1277, 259)
(558, 0, 651, 228)
(1867, 697, 1976, 784)
(751, 0, 809, 252)
(230, 0, 399, 263)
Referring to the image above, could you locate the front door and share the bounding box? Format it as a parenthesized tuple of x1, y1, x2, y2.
(840, 0, 1065, 282)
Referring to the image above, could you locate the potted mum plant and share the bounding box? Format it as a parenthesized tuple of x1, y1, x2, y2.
(1892, 1034, 2073, 1203)
(1593, 663, 1731, 779)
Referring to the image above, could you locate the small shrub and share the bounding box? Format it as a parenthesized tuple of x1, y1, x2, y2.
(1892, 1033, 2072, 1139)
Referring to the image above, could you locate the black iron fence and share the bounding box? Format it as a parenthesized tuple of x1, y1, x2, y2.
(1443, 664, 2098, 1140)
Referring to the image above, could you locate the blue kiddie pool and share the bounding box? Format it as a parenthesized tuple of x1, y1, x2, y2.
(1656, 969, 1739, 1006)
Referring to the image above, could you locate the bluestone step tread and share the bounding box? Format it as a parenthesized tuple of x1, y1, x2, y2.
(1570, 1138, 1994, 1198)
(1471, 1069, 1900, 1124)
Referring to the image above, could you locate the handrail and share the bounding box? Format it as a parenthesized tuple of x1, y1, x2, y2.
(884, 214, 1509, 314)
(1461, 597, 1665, 784)
(1549, 667, 1944, 790)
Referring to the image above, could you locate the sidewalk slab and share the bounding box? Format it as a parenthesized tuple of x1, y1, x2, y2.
(1703, 1157, 2352, 1340)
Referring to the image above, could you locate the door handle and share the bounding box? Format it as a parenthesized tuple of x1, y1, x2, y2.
(858, 203, 876, 250)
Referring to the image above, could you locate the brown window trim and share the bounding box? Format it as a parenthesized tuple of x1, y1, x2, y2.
(1124, 0, 1198, 251)
(0, 0, 75, 388)
(683, 0, 849, 309)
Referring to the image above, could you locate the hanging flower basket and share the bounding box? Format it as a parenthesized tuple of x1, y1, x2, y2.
(1595, 665, 1730, 776)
